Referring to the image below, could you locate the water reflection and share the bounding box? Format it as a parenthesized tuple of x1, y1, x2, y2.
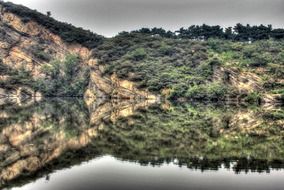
(0, 98, 284, 189)
(8, 156, 284, 190)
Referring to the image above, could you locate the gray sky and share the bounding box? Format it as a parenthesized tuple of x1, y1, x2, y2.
(7, 0, 284, 37)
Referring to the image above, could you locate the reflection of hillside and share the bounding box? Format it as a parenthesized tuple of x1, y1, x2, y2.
(90, 104, 284, 173)
(0, 98, 156, 188)
(0, 100, 284, 188)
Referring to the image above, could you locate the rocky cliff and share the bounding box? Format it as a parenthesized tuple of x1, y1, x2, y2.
(0, 2, 156, 101)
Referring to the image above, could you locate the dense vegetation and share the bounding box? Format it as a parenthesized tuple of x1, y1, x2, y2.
(0, 1, 104, 48)
(35, 54, 90, 97)
(95, 33, 284, 101)
(0, 54, 89, 97)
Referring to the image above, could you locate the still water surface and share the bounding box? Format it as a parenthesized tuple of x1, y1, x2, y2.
(9, 156, 284, 190)
(1, 98, 284, 190)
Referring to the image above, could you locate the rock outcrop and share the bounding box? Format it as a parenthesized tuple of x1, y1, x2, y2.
(213, 67, 262, 94)
(0, 4, 156, 100)
(85, 59, 156, 102)
(213, 67, 283, 104)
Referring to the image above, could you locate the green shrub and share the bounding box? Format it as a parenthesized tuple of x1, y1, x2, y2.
(186, 82, 227, 100)
(186, 85, 207, 99)
(35, 54, 89, 97)
(158, 42, 174, 56)
(9, 66, 32, 85)
(128, 48, 147, 61)
(243, 92, 261, 104)
(168, 84, 188, 100)
(34, 50, 51, 62)
(248, 53, 270, 67)
(263, 110, 284, 120)
(196, 58, 221, 79)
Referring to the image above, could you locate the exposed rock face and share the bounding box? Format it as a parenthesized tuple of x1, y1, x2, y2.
(213, 67, 262, 94)
(85, 59, 157, 101)
(262, 94, 283, 104)
(0, 5, 156, 100)
(213, 67, 283, 104)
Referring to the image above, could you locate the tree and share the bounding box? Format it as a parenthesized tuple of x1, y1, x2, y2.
(234, 23, 250, 41)
(271, 29, 284, 39)
(224, 27, 234, 40)
(38, 54, 89, 97)
(46, 11, 51, 17)
(129, 48, 147, 61)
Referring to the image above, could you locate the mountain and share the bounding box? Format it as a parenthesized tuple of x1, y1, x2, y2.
(0, 1, 284, 104)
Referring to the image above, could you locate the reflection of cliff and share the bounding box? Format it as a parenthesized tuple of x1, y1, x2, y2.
(88, 98, 158, 125)
(0, 98, 156, 187)
(1, 99, 284, 188)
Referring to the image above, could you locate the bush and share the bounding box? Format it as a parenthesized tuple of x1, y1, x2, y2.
(186, 85, 207, 100)
(196, 58, 221, 79)
(168, 84, 188, 100)
(33, 50, 51, 62)
(128, 48, 147, 61)
(186, 82, 227, 100)
(158, 43, 174, 56)
(35, 54, 89, 97)
(243, 92, 261, 104)
(263, 110, 284, 120)
(248, 53, 270, 67)
(7, 66, 32, 86)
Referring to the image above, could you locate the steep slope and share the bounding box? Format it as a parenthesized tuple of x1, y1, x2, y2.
(0, 2, 156, 100)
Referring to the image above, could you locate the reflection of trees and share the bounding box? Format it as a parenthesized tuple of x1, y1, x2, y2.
(90, 104, 284, 173)
(0, 99, 284, 188)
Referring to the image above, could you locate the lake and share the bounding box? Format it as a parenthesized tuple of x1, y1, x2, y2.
(1, 98, 284, 190)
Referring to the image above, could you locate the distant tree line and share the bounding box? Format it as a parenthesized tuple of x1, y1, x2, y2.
(130, 24, 284, 41)
(1, 1, 283, 48)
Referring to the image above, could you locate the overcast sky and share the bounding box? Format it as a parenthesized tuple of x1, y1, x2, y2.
(6, 0, 284, 37)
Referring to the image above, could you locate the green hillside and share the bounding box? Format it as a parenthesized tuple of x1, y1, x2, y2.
(95, 33, 284, 102)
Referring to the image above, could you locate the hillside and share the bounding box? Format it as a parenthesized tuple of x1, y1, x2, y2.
(0, 1, 155, 101)
(95, 32, 284, 103)
(0, 2, 284, 104)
